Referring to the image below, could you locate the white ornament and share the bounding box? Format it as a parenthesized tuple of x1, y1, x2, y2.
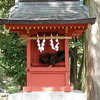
(55, 34, 59, 51)
(50, 34, 59, 51)
(50, 34, 55, 50)
(37, 34, 46, 53)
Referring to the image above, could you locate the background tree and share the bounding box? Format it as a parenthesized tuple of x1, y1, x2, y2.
(69, 35, 85, 90)
(0, 26, 26, 89)
(0, 0, 14, 18)
(0, 0, 26, 90)
(84, 0, 100, 100)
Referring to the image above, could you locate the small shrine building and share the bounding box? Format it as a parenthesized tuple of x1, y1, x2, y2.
(0, 0, 95, 92)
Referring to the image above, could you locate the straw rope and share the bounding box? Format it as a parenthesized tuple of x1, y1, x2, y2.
(21, 36, 72, 43)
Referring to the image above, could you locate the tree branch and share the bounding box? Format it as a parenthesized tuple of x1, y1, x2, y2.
(0, 64, 8, 71)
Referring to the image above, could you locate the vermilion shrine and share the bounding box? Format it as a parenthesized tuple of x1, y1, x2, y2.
(0, 0, 95, 92)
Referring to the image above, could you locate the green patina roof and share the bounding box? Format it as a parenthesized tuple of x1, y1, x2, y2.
(0, 1, 95, 24)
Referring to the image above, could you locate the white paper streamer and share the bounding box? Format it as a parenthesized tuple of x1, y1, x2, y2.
(50, 34, 59, 51)
(37, 34, 46, 53)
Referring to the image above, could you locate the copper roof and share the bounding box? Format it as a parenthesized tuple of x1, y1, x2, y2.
(0, 1, 95, 25)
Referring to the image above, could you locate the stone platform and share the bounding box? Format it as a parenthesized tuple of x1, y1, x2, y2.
(8, 90, 87, 100)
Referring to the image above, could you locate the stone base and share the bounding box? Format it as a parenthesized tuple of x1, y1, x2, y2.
(8, 90, 87, 100)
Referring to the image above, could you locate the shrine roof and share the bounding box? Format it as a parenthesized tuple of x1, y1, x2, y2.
(0, 1, 95, 24)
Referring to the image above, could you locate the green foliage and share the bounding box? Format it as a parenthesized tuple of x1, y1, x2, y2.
(0, 26, 26, 89)
(7, 87, 20, 94)
(0, 0, 26, 90)
(0, 0, 14, 18)
(69, 36, 84, 48)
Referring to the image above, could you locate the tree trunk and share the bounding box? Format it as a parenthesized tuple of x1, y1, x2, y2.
(85, 0, 100, 100)
(70, 38, 78, 89)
